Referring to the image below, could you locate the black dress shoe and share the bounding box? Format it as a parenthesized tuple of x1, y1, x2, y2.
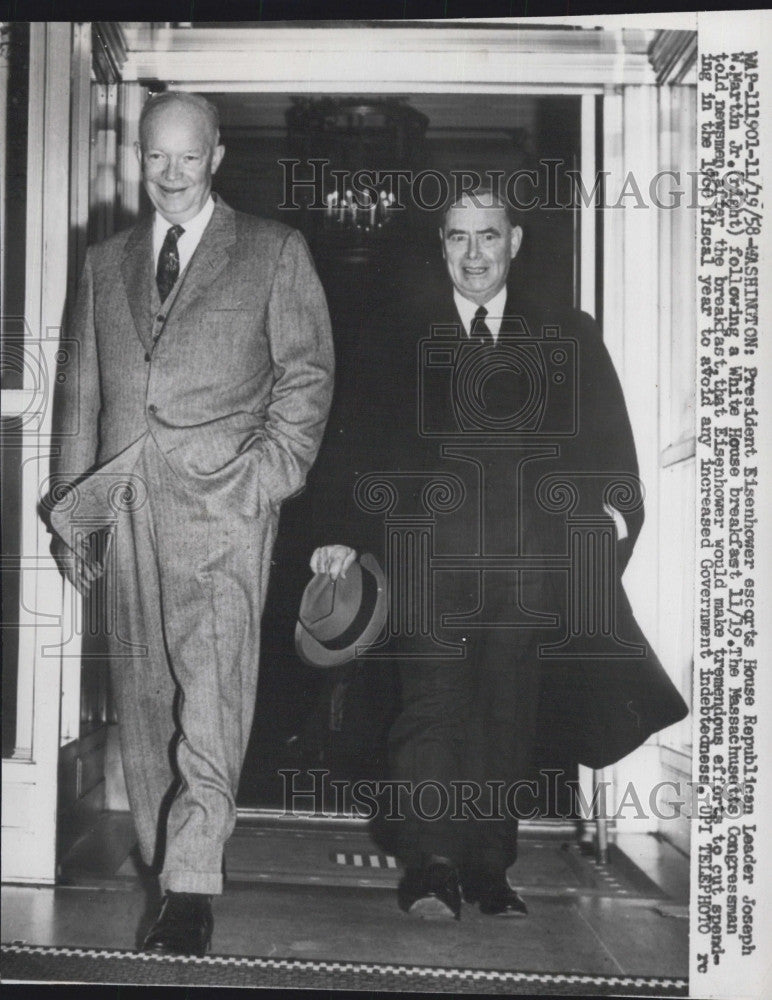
(142, 891, 214, 955)
(397, 859, 461, 920)
(462, 870, 528, 917)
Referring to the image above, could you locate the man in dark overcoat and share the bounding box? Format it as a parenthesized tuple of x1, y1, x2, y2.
(312, 187, 687, 920)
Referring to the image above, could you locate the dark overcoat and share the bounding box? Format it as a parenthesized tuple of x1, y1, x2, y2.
(312, 264, 687, 770)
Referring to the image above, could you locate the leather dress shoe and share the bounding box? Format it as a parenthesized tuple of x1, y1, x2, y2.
(142, 891, 214, 955)
(462, 870, 528, 917)
(397, 859, 461, 920)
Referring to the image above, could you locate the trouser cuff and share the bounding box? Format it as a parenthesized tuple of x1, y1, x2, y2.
(160, 869, 223, 896)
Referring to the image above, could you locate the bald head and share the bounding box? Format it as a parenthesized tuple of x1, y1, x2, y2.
(135, 92, 225, 225)
(139, 92, 221, 149)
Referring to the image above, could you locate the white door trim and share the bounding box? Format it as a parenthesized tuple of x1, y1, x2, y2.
(2, 22, 74, 884)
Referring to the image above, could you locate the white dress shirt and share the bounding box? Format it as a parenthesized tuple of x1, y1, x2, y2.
(152, 195, 216, 277)
(453, 286, 508, 343)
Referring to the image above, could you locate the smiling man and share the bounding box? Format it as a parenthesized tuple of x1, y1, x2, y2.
(139, 97, 225, 226)
(311, 184, 686, 923)
(47, 92, 334, 954)
(440, 193, 522, 310)
(312, 190, 534, 918)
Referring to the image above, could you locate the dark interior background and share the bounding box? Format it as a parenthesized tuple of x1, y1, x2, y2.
(206, 92, 581, 813)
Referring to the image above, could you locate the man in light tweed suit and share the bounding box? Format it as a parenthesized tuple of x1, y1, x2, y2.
(46, 92, 334, 954)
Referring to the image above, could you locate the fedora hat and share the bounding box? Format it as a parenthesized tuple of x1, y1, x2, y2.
(295, 552, 388, 668)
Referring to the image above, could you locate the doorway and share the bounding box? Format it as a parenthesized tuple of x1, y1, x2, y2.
(205, 92, 585, 812)
(1, 20, 697, 895)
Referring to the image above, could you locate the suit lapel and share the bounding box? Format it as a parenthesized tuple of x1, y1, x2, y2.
(120, 199, 238, 352)
(166, 198, 237, 319)
(121, 216, 154, 352)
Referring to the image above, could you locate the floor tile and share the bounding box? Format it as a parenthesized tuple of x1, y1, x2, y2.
(571, 894, 689, 977)
(2, 879, 686, 978)
(7, 817, 688, 980)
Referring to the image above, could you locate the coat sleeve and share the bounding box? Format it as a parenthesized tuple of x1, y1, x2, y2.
(49, 249, 102, 496)
(257, 229, 335, 505)
(575, 311, 643, 571)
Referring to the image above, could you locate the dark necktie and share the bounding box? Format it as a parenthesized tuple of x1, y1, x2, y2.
(471, 305, 494, 345)
(156, 224, 185, 303)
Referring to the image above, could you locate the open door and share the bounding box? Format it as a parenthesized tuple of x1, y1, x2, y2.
(2, 22, 696, 883)
(1, 21, 139, 883)
(2, 22, 74, 883)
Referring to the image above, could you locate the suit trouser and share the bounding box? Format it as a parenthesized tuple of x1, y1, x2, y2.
(105, 436, 277, 895)
(387, 578, 544, 875)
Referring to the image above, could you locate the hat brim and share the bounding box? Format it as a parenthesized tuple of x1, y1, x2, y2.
(295, 553, 388, 668)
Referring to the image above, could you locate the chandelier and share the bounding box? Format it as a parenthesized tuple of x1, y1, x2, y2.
(285, 97, 429, 261)
(323, 187, 396, 233)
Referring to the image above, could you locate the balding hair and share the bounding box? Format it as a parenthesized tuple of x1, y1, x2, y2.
(139, 91, 221, 148)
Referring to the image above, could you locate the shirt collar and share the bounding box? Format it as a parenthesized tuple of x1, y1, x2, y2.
(453, 285, 509, 339)
(153, 195, 215, 251)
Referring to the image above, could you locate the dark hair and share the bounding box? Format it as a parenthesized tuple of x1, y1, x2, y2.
(139, 91, 221, 147)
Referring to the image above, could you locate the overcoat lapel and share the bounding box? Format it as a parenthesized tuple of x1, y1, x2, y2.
(121, 215, 154, 353)
(500, 295, 533, 338)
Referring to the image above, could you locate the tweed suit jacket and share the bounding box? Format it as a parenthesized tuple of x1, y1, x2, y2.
(49, 197, 334, 534)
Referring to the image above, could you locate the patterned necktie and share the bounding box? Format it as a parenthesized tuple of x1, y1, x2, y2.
(156, 224, 185, 303)
(471, 305, 494, 345)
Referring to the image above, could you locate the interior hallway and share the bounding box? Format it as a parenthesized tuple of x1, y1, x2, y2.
(2, 813, 689, 992)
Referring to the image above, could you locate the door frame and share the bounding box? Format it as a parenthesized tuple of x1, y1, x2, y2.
(2, 22, 74, 884)
(2, 20, 696, 881)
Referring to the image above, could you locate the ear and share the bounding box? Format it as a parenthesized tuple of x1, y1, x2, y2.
(439, 226, 447, 260)
(134, 141, 143, 169)
(211, 144, 225, 175)
(510, 225, 523, 260)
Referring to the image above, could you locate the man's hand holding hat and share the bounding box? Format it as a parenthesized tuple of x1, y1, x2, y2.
(296, 548, 388, 668)
(309, 544, 357, 580)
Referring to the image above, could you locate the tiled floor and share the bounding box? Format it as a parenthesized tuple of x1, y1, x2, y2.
(2, 881, 688, 977)
(2, 815, 689, 981)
